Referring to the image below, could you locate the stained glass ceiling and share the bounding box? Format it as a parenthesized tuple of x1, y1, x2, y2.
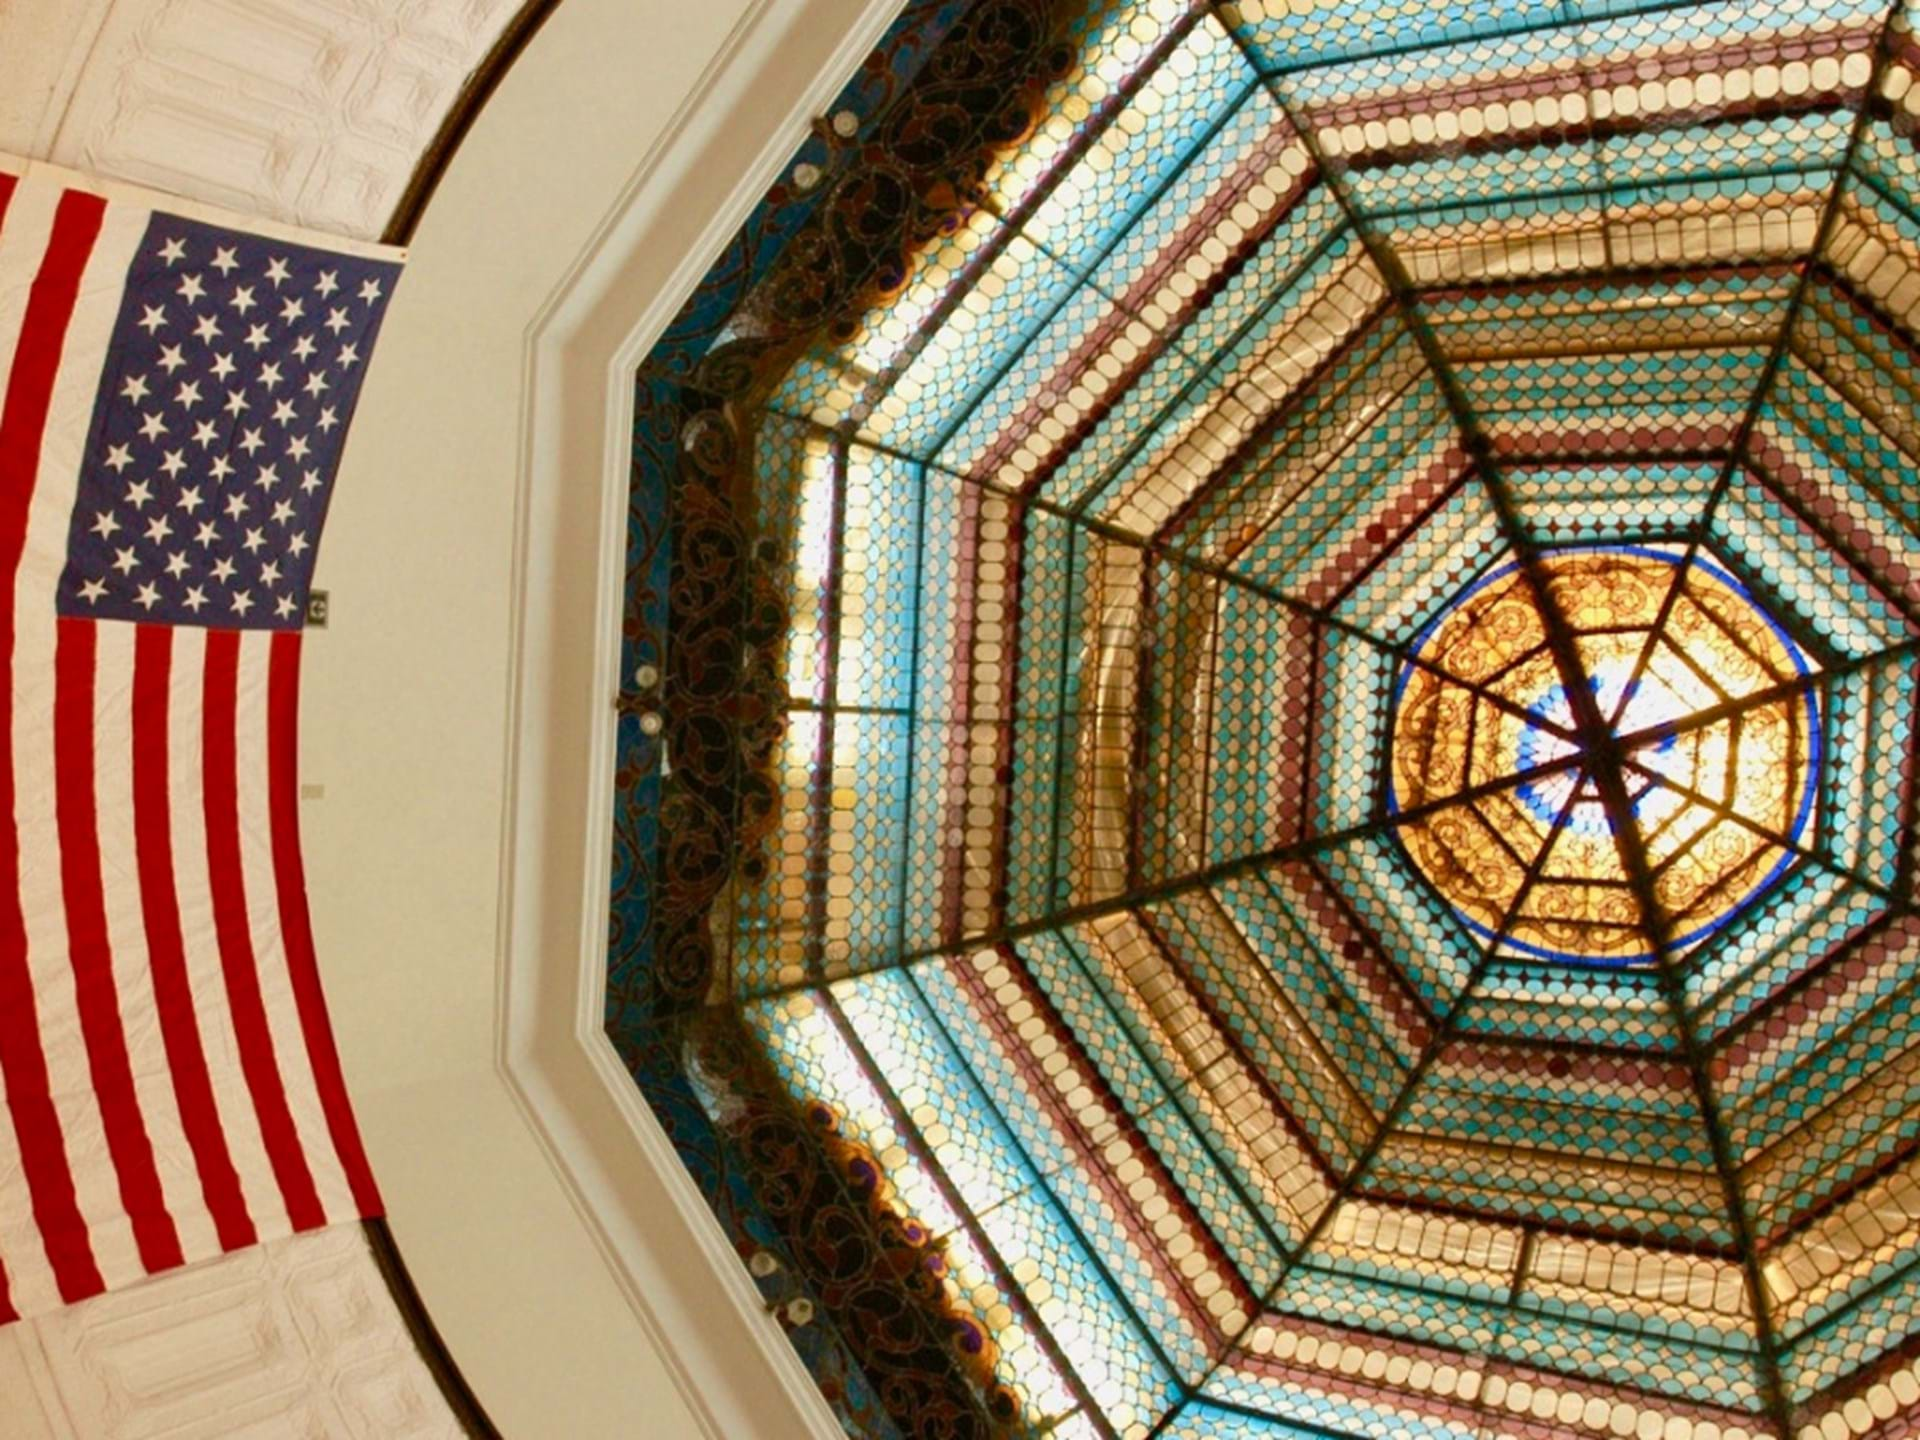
(1389, 544, 1823, 965)
(614, 1, 1920, 1437)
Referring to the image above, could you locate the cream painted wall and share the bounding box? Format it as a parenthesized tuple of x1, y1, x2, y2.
(299, 0, 904, 1435)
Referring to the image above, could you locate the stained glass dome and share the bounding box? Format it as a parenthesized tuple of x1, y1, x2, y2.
(610, 2, 1920, 1437)
(1390, 545, 1821, 964)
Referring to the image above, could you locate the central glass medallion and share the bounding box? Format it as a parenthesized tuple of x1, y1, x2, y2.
(1387, 545, 1819, 966)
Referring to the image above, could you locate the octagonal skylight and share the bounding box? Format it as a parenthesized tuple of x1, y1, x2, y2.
(614, 2, 1920, 1438)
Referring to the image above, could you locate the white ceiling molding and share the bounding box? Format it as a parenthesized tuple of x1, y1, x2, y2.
(495, 0, 913, 1431)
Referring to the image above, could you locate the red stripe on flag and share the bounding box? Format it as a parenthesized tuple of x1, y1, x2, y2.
(131, 625, 256, 1252)
(53, 618, 183, 1274)
(267, 633, 380, 1216)
(0, 170, 26, 1332)
(201, 632, 324, 1233)
(0, 188, 108, 1303)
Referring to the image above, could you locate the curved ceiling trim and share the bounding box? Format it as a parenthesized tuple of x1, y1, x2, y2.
(492, 1, 908, 1437)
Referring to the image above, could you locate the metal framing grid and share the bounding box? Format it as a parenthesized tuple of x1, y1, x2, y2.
(689, 0, 1920, 1433)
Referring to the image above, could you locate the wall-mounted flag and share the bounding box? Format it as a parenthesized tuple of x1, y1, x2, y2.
(0, 155, 400, 1321)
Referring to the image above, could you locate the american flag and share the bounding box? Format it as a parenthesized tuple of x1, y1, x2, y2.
(0, 156, 395, 1322)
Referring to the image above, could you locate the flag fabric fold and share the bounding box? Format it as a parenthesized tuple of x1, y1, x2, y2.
(0, 156, 397, 1322)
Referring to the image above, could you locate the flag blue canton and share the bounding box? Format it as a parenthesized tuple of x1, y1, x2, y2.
(55, 212, 399, 631)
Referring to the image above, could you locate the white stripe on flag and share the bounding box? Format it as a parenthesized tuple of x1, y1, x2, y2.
(166, 625, 282, 1242)
(232, 632, 355, 1225)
